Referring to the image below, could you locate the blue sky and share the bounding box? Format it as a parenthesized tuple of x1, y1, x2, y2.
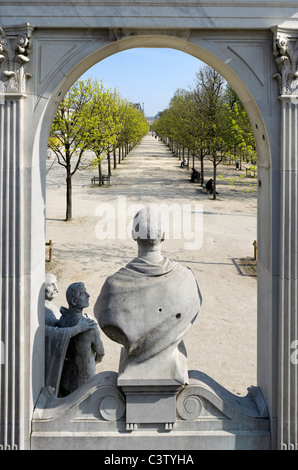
(81, 48, 203, 117)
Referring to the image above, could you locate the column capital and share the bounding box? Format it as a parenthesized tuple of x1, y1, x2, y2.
(0, 24, 33, 95)
(272, 26, 298, 97)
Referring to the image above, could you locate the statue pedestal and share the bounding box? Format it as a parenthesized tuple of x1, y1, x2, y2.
(118, 379, 183, 430)
(31, 370, 271, 450)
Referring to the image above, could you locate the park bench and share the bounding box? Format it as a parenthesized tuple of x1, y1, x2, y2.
(102, 174, 111, 185)
(201, 183, 209, 194)
(91, 175, 111, 186)
(190, 169, 200, 183)
(201, 182, 218, 195)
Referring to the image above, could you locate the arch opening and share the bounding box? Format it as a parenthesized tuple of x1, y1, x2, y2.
(37, 34, 271, 172)
(41, 34, 271, 397)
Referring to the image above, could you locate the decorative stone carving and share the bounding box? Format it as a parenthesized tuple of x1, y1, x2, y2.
(45, 273, 73, 394)
(98, 388, 126, 422)
(94, 207, 202, 385)
(33, 371, 126, 425)
(58, 282, 105, 397)
(31, 370, 270, 450)
(44, 275, 103, 397)
(175, 370, 270, 436)
(176, 387, 203, 421)
(45, 273, 61, 325)
(0, 26, 32, 94)
(272, 28, 298, 96)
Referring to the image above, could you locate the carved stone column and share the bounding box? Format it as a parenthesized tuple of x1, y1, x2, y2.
(0, 24, 33, 450)
(272, 26, 298, 450)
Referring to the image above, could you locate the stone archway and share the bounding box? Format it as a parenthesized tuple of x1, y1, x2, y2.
(35, 29, 276, 445)
(0, 8, 297, 450)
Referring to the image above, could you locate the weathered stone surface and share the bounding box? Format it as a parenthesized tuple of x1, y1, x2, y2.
(94, 207, 202, 384)
(44, 276, 104, 397)
(58, 282, 105, 396)
(31, 370, 270, 450)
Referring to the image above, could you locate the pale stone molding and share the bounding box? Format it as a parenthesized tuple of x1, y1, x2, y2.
(31, 370, 270, 450)
(1, 1, 298, 29)
(272, 26, 298, 451)
(0, 97, 23, 451)
(276, 97, 298, 450)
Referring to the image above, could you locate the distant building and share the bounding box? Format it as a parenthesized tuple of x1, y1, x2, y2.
(131, 102, 145, 114)
(146, 112, 161, 130)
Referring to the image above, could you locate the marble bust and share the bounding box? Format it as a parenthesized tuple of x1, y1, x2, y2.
(94, 207, 202, 385)
(58, 282, 105, 397)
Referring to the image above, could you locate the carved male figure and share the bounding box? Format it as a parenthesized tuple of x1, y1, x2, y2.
(94, 207, 202, 385)
(58, 282, 105, 397)
(44, 273, 96, 395)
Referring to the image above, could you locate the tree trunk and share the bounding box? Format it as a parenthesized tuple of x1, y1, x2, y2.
(113, 149, 117, 169)
(107, 149, 111, 177)
(213, 156, 217, 200)
(200, 150, 204, 184)
(66, 169, 72, 221)
(98, 160, 102, 186)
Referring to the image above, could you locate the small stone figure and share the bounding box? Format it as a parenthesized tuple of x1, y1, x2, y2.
(94, 207, 202, 385)
(44, 273, 96, 396)
(45, 273, 60, 325)
(58, 282, 105, 397)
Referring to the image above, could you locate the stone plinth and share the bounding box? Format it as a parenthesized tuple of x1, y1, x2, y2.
(31, 370, 271, 450)
(118, 379, 183, 430)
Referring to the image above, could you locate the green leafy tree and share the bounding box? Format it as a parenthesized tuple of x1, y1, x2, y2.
(117, 100, 149, 154)
(48, 79, 95, 221)
(183, 88, 209, 182)
(86, 82, 122, 182)
(48, 79, 149, 220)
(153, 66, 257, 200)
(224, 84, 256, 169)
(195, 66, 230, 199)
